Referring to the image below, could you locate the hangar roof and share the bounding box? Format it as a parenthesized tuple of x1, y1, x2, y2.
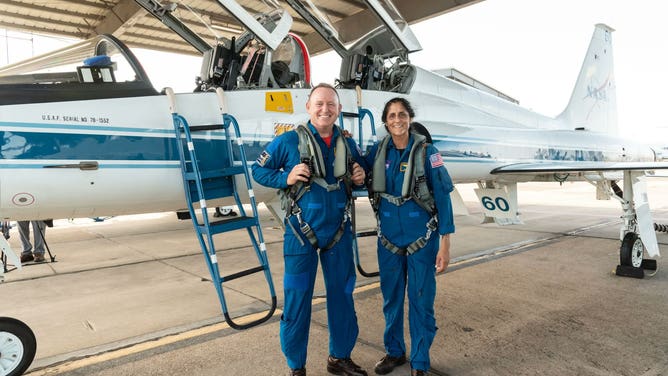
(0, 0, 482, 56)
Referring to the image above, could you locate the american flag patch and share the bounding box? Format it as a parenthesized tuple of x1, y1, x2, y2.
(256, 151, 271, 166)
(429, 153, 444, 168)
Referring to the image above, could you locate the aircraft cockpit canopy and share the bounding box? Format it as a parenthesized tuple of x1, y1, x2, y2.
(189, 0, 422, 93)
(289, 0, 420, 57)
(333, 0, 422, 93)
(196, 8, 309, 92)
(0, 34, 157, 105)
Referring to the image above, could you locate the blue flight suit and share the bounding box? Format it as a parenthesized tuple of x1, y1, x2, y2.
(364, 134, 455, 371)
(252, 122, 364, 370)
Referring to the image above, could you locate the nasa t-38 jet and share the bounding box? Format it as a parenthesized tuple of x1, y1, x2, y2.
(1, 1, 667, 373)
(0, 0, 665, 269)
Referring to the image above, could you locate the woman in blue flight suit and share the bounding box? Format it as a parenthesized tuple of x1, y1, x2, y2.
(364, 98, 455, 376)
(252, 84, 368, 376)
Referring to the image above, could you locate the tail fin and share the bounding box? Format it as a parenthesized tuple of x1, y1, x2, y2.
(557, 24, 618, 134)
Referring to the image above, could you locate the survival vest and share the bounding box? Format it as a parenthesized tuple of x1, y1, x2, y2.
(279, 123, 354, 251)
(370, 132, 438, 255)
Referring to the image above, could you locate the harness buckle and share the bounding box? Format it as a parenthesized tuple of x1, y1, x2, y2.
(293, 206, 303, 222)
(299, 221, 312, 234)
(424, 217, 438, 240)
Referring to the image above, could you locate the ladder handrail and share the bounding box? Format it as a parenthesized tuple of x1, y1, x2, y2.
(336, 96, 380, 279)
(172, 113, 227, 311)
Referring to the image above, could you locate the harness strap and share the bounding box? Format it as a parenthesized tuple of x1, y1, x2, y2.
(281, 123, 354, 252)
(378, 192, 410, 206)
(286, 200, 351, 252)
(312, 177, 341, 192)
(402, 133, 426, 198)
(370, 133, 440, 255)
(379, 216, 438, 256)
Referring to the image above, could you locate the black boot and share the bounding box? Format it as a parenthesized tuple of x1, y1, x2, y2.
(374, 354, 406, 374)
(327, 356, 368, 376)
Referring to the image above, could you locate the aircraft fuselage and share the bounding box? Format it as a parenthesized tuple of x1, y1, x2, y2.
(0, 66, 656, 220)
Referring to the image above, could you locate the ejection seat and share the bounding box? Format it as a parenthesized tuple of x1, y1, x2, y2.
(197, 32, 310, 91)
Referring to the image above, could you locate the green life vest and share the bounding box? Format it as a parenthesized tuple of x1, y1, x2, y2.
(279, 123, 354, 251)
(370, 132, 436, 215)
(370, 132, 438, 255)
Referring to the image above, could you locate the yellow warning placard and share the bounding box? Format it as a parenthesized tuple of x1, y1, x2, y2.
(265, 91, 294, 114)
(274, 123, 295, 137)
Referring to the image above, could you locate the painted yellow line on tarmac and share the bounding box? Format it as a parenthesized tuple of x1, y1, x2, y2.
(26, 282, 385, 375)
(26, 310, 282, 375)
(26, 269, 462, 374)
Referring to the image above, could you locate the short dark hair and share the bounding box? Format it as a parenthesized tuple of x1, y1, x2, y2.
(381, 97, 415, 123)
(308, 82, 340, 102)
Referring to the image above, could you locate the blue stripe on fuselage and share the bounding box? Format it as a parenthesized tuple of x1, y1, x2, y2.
(0, 124, 612, 168)
(0, 163, 179, 169)
(1, 130, 178, 160)
(0, 130, 270, 170)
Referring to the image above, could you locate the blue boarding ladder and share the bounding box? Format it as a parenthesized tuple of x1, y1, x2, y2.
(166, 87, 276, 330)
(339, 86, 379, 278)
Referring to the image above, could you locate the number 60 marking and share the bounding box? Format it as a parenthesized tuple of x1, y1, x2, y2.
(481, 196, 510, 212)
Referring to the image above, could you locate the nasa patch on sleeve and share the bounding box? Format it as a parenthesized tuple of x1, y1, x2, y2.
(256, 151, 271, 166)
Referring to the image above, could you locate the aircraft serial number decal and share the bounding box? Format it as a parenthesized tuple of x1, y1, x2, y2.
(41, 114, 110, 124)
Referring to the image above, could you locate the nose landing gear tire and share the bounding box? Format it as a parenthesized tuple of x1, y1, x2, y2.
(0, 317, 36, 376)
(620, 232, 644, 268)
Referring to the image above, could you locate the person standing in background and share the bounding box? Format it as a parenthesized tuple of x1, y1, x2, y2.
(18, 220, 47, 263)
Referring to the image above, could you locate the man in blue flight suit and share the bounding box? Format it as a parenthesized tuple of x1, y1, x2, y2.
(252, 83, 368, 376)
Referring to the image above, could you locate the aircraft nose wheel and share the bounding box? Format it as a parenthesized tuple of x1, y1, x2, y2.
(616, 232, 657, 278)
(0, 317, 36, 376)
(620, 232, 644, 268)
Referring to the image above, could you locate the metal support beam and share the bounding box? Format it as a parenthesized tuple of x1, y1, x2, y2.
(133, 0, 211, 54)
(94, 0, 146, 39)
(286, 0, 348, 57)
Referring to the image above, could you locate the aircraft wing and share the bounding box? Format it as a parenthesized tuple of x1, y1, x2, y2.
(491, 161, 668, 174)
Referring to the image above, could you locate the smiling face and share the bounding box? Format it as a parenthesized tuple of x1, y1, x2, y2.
(306, 86, 342, 136)
(385, 101, 411, 146)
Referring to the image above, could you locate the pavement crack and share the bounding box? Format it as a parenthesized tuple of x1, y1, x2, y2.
(83, 320, 96, 332)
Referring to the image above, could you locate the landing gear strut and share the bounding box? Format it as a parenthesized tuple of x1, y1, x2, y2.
(0, 317, 36, 376)
(608, 173, 660, 279)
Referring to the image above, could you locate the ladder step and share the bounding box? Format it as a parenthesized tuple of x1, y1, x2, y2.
(356, 230, 378, 238)
(199, 216, 258, 234)
(187, 124, 224, 132)
(221, 265, 266, 282)
(184, 166, 245, 180)
(173, 111, 277, 330)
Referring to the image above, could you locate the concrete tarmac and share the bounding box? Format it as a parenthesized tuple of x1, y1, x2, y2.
(2, 180, 667, 375)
